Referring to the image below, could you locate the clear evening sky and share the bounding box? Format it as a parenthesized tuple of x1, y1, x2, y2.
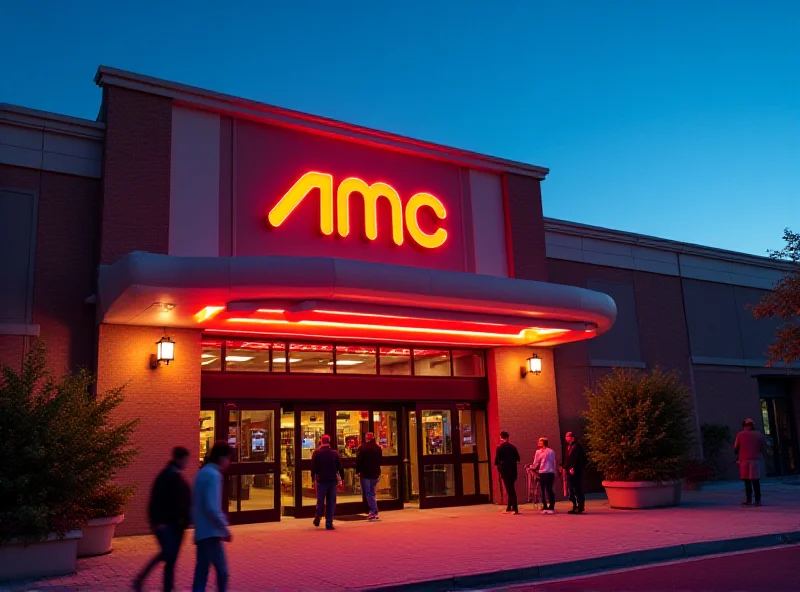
(2, 1, 798, 257)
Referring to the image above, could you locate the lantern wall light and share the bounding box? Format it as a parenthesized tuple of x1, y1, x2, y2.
(150, 333, 176, 369)
(521, 353, 542, 378)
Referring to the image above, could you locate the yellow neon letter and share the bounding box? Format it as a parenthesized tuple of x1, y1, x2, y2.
(336, 177, 404, 246)
(405, 192, 447, 249)
(267, 171, 334, 235)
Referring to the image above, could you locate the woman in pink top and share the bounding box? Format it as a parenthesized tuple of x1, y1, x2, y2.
(734, 418, 767, 507)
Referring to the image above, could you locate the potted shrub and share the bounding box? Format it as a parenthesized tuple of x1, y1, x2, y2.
(77, 485, 133, 558)
(0, 344, 136, 578)
(74, 380, 137, 558)
(683, 459, 712, 491)
(683, 424, 733, 491)
(584, 367, 693, 509)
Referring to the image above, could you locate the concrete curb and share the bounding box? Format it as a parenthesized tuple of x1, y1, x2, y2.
(366, 531, 800, 592)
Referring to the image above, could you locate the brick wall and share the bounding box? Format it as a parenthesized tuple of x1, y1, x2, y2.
(503, 174, 547, 281)
(100, 86, 172, 265)
(0, 164, 100, 375)
(487, 347, 564, 503)
(96, 324, 201, 536)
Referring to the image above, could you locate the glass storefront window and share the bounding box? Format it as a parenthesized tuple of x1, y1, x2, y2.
(227, 475, 238, 512)
(336, 410, 369, 458)
(475, 409, 488, 462)
(452, 350, 485, 377)
(408, 411, 419, 500)
(379, 347, 412, 375)
(239, 473, 275, 511)
(377, 466, 399, 500)
(373, 411, 399, 456)
(334, 345, 377, 374)
(461, 463, 476, 495)
(280, 409, 295, 507)
(202, 339, 490, 380)
(414, 349, 451, 376)
(239, 410, 274, 463)
(478, 462, 490, 495)
(271, 343, 290, 372)
(340, 467, 361, 503)
(289, 343, 333, 373)
(300, 411, 325, 460)
(424, 464, 455, 497)
(225, 341, 271, 371)
(199, 410, 215, 465)
(227, 409, 240, 462)
(200, 340, 222, 371)
(422, 410, 452, 455)
(301, 470, 316, 506)
(459, 409, 475, 454)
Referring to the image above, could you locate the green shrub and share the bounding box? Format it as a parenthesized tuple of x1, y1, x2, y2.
(701, 423, 732, 480)
(584, 367, 694, 482)
(0, 343, 137, 545)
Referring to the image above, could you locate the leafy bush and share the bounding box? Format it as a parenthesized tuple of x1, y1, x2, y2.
(701, 423, 732, 480)
(0, 343, 137, 545)
(584, 367, 694, 482)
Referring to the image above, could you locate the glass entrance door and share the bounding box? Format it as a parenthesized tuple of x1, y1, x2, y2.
(761, 398, 799, 476)
(288, 405, 404, 518)
(413, 403, 491, 509)
(221, 402, 281, 524)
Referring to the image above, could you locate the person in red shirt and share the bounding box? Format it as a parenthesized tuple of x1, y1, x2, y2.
(734, 418, 767, 506)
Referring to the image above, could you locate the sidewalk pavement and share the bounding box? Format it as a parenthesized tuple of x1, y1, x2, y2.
(3, 478, 800, 592)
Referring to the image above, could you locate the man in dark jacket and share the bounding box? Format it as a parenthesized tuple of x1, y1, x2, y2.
(562, 432, 587, 514)
(494, 431, 521, 514)
(356, 432, 383, 521)
(133, 446, 192, 592)
(311, 435, 344, 530)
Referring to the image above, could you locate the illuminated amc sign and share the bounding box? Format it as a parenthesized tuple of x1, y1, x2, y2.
(267, 171, 448, 249)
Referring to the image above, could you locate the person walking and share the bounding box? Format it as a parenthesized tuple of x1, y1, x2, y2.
(531, 437, 557, 514)
(494, 431, 521, 514)
(192, 442, 232, 592)
(356, 431, 383, 521)
(133, 447, 192, 592)
(562, 432, 587, 514)
(734, 418, 767, 507)
(311, 434, 344, 530)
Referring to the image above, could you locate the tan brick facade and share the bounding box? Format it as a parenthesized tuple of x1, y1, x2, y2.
(96, 325, 201, 535)
(488, 347, 563, 504)
(100, 87, 172, 265)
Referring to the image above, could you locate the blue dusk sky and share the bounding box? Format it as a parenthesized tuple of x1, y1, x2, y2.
(2, 1, 798, 257)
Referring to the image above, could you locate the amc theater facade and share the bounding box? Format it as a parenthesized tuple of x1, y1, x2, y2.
(2, 68, 798, 536)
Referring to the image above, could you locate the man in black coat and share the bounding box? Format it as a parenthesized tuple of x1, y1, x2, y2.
(356, 432, 383, 521)
(562, 432, 587, 514)
(133, 446, 192, 592)
(494, 431, 521, 514)
(311, 435, 344, 530)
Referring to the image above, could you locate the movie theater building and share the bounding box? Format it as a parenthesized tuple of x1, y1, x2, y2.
(1, 67, 798, 536)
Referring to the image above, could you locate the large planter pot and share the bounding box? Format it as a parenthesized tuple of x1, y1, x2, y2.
(0, 530, 83, 580)
(603, 480, 683, 509)
(77, 515, 124, 558)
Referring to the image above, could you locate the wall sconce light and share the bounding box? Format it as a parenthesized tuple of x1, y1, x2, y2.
(150, 333, 176, 369)
(521, 353, 542, 378)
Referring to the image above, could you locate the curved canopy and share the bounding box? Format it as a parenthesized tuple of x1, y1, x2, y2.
(97, 252, 616, 347)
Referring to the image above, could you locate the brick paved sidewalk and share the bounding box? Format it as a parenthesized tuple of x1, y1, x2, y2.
(4, 479, 800, 592)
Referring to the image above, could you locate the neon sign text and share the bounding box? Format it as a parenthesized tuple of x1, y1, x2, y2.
(267, 171, 448, 249)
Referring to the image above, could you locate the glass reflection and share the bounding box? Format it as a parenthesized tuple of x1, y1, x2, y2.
(422, 410, 452, 455)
